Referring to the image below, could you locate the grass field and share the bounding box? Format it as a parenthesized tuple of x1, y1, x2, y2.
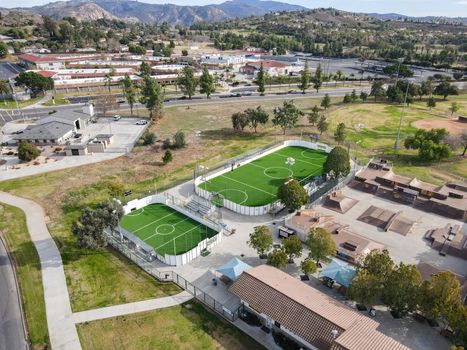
(198, 146, 327, 206)
(77, 301, 265, 350)
(120, 204, 218, 256)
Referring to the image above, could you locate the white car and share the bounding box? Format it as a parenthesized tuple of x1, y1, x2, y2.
(113, 115, 121, 121)
(136, 120, 148, 125)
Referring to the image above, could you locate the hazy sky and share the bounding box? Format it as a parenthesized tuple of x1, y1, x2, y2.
(3, 0, 467, 17)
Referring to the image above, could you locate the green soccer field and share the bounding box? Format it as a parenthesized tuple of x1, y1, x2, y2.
(120, 203, 218, 256)
(198, 146, 327, 207)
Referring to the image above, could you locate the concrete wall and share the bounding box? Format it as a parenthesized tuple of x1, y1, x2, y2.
(195, 140, 332, 216)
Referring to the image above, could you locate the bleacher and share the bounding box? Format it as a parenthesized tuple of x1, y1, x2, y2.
(185, 198, 213, 217)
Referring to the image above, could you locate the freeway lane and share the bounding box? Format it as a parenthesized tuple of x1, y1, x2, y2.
(0, 86, 370, 125)
(0, 236, 28, 350)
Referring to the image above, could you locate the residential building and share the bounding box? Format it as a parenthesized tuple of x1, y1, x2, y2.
(18, 53, 65, 70)
(230, 265, 409, 350)
(240, 60, 303, 77)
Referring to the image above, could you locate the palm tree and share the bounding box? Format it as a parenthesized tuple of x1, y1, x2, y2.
(104, 73, 113, 93)
(0, 80, 9, 106)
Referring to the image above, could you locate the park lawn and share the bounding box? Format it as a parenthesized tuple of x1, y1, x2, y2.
(0, 96, 43, 109)
(42, 97, 69, 106)
(77, 301, 266, 350)
(0, 204, 49, 349)
(120, 204, 218, 255)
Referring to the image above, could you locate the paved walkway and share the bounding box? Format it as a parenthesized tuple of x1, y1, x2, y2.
(0, 191, 81, 350)
(73, 291, 193, 324)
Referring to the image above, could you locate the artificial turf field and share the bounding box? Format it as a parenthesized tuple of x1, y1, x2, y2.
(120, 203, 217, 256)
(198, 146, 327, 206)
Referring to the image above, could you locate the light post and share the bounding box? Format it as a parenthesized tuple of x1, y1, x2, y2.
(393, 80, 411, 157)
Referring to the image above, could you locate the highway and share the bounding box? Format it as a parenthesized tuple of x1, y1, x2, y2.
(0, 237, 28, 350)
(0, 86, 370, 125)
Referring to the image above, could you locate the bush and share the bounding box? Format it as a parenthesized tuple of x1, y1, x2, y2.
(143, 132, 156, 145)
(17, 140, 40, 161)
(162, 149, 173, 164)
(162, 138, 172, 149)
(173, 131, 186, 148)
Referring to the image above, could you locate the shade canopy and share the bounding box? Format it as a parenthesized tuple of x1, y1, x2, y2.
(320, 258, 356, 288)
(216, 257, 252, 281)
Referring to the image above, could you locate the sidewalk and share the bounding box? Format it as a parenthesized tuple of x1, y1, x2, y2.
(73, 291, 193, 324)
(0, 191, 82, 350)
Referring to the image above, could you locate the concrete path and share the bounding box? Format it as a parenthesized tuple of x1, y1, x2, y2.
(0, 236, 28, 350)
(0, 191, 81, 350)
(73, 291, 193, 324)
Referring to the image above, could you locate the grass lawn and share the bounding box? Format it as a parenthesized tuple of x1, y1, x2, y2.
(199, 146, 327, 206)
(0, 204, 49, 349)
(0, 97, 43, 109)
(120, 204, 217, 255)
(77, 301, 265, 350)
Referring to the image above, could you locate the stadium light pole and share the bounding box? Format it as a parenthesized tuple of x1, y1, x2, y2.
(393, 80, 411, 158)
(113, 198, 123, 241)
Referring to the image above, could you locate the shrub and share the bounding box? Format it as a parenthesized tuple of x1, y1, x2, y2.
(163, 138, 172, 149)
(162, 149, 173, 164)
(17, 140, 40, 161)
(143, 132, 156, 145)
(173, 131, 186, 148)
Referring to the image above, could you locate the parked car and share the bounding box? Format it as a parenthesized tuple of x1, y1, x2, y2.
(113, 115, 121, 121)
(136, 120, 148, 125)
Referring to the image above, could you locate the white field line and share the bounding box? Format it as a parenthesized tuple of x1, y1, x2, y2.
(273, 152, 323, 167)
(246, 162, 268, 170)
(220, 173, 276, 197)
(132, 211, 177, 233)
(143, 217, 191, 242)
(153, 224, 204, 251)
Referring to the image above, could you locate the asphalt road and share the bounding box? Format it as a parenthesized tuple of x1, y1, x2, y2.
(0, 86, 370, 125)
(0, 237, 28, 350)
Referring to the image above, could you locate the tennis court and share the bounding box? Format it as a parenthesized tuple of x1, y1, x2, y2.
(198, 146, 327, 206)
(120, 203, 218, 256)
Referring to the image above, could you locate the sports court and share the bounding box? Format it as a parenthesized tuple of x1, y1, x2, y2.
(120, 203, 218, 256)
(198, 146, 328, 206)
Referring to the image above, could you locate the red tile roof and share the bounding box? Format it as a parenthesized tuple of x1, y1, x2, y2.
(36, 71, 57, 77)
(246, 60, 289, 68)
(18, 53, 60, 63)
(230, 265, 409, 350)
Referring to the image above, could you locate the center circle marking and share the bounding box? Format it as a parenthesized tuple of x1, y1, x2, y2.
(155, 224, 175, 236)
(263, 167, 293, 179)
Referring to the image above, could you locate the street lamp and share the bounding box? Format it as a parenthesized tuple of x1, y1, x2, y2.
(112, 198, 123, 241)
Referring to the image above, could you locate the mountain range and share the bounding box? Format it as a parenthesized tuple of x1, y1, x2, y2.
(23, 0, 306, 26)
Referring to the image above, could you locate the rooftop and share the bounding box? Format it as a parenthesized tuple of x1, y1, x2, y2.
(15, 121, 74, 140)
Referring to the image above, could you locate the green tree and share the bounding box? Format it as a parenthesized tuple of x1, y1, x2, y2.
(257, 63, 266, 96)
(282, 235, 303, 262)
(267, 249, 288, 269)
(121, 74, 138, 116)
(360, 91, 368, 102)
(313, 63, 323, 93)
(421, 80, 434, 97)
(383, 263, 422, 317)
(350, 89, 358, 102)
(231, 112, 249, 132)
(343, 93, 352, 103)
(0, 80, 9, 105)
(181, 49, 188, 56)
(199, 65, 215, 98)
(178, 66, 197, 99)
(427, 97, 436, 110)
(334, 122, 346, 144)
(162, 149, 173, 164)
(321, 93, 331, 110)
(447, 302, 467, 347)
(323, 146, 350, 178)
(139, 75, 164, 119)
(245, 106, 269, 133)
(104, 73, 113, 93)
(272, 100, 303, 135)
(247, 225, 273, 257)
(348, 270, 382, 307)
(317, 115, 329, 135)
(308, 105, 320, 126)
(139, 62, 152, 77)
(17, 141, 40, 161)
(370, 80, 386, 101)
(15, 71, 54, 97)
(299, 60, 310, 94)
(72, 201, 123, 250)
(404, 128, 452, 162)
(418, 271, 462, 321)
(360, 249, 394, 279)
(173, 131, 186, 148)
(450, 102, 460, 116)
(0, 41, 8, 58)
(277, 179, 308, 212)
(306, 227, 336, 265)
(434, 81, 459, 100)
(300, 258, 317, 276)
